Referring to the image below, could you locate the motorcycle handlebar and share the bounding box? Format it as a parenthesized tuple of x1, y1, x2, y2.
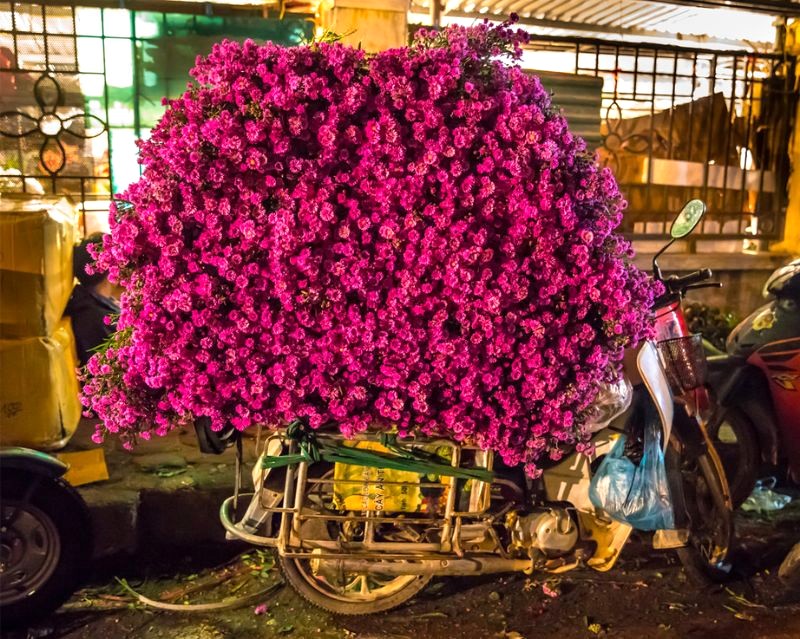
(665, 268, 713, 294)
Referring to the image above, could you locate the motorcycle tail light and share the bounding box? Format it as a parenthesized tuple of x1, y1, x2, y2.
(656, 334, 708, 394)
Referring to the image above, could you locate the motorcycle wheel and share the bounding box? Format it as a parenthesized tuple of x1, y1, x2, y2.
(707, 407, 759, 508)
(278, 468, 432, 615)
(675, 450, 734, 584)
(0, 472, 91, 627)
(779, 541, 800, 588)
(280, 554, 431, 615)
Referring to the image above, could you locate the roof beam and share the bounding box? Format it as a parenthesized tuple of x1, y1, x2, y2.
(567, 2, 648, 25)
(616, 4, 684, 27)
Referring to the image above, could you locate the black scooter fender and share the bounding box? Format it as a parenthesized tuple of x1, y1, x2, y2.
(0, 447, 94, 626)
(0, 447, 68, 479)
(0, 447, 89, 529)
(706, 356, 780, 465)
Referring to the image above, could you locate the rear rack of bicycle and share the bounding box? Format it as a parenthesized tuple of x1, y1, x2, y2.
(219, 426, 498, 559)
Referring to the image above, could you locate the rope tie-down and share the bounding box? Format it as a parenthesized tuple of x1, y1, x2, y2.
(261, 419, 494, 483)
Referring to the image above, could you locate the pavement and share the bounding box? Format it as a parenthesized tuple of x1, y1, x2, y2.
(16, 530, 800, 639)
(64, 419, 257, 559)
(12, 422, 800, 639)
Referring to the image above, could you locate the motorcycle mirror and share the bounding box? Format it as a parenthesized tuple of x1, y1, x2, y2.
(652, 200, 706, 281)
(670, 199, 706, 239)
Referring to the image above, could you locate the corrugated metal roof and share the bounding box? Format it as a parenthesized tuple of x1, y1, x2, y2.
(411, 0, 789, 47)
(136, 1, 786, 48)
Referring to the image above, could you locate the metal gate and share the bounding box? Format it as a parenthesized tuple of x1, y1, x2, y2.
(526, 36, 798, 242)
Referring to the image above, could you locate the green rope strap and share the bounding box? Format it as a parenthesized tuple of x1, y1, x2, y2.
(261, 420, 494, 483)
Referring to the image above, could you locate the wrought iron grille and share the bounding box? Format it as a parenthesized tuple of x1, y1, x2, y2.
(0, 2, 311, 201)
(525, 37, 798, 241)
(0, 3, 111, 200)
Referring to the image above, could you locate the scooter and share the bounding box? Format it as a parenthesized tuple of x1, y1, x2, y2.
(197, 201, 733, 615)
(0, 447, 92, 627)
(706, 258, 800, 504)
(779, 538, 800, 588)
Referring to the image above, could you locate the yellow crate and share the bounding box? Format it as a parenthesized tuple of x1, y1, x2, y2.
(332, 440, 453, 514)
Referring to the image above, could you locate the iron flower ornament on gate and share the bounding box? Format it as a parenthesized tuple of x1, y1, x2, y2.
(0, 74, 107, 176)
(599, 69, 652, 175)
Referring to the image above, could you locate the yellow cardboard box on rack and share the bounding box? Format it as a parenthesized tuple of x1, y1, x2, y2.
(0, 196, 81, 449)
(0, 196, 77, 339)
(0, 318, 82, 450)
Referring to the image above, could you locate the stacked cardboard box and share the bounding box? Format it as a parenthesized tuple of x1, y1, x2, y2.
(0, 196, 81, 450)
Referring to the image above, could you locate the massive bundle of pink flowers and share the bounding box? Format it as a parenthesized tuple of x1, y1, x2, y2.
(83, 20, 657, 475)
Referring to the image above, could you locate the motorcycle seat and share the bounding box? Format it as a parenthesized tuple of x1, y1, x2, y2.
(706, 353, 749, 390)
(706, 353, 745, 373)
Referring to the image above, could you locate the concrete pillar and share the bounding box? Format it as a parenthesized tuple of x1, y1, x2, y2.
(773, 19, 800, 254)
(776, 105, 800, 253)
(317, 0, 410, 53)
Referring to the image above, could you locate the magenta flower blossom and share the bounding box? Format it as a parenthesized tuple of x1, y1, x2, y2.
(82, 20, 658, 476)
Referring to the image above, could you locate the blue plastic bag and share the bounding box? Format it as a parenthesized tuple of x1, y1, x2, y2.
(589, 419, 675, 531)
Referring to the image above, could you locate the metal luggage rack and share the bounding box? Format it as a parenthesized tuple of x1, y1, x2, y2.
(220, 428, 498, 559)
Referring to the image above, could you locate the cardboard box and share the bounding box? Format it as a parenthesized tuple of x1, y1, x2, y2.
(56, 449, 109, 486)
(0, 196, 77, 338)
(610, 156, 776, 193)
(0, 319, 81, 450)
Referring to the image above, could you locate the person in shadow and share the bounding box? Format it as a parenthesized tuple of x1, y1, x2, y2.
(64, 233, 120, 367)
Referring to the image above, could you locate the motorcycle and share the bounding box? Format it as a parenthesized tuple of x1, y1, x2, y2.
(706, 258, 800, 504)
(0, 447, 92, 627)
(198, 201, 733, 615)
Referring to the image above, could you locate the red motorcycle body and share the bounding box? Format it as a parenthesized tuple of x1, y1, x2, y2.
(727, 297, 800, 475)
(654, 299, 690, 341)
(653, 293, 713, 419)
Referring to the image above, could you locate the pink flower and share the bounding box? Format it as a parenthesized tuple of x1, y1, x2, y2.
(82, 23, 657, 476)
(542, 582, 560, 598)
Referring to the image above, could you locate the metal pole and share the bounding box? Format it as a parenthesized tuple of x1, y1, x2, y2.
(430, 0, 441, 28)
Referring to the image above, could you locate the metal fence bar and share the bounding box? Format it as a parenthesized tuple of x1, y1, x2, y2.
(3, 6, 795, 242)
(525, 35, 797, 241)
(775, 56, 795, 233)
(752, 57, 774, 222)
(700, 54, 717, 236)
(720, 53, 739, 234)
